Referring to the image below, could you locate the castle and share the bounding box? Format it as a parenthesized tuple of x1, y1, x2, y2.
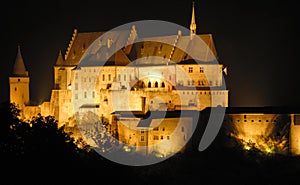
(8, 3, 300, 157)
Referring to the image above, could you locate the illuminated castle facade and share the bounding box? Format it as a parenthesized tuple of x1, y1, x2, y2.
(9, 3, 300, 156)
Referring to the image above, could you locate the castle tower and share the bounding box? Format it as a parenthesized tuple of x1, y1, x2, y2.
(9, 45, 30, 110)
(190, 1, 197, 37)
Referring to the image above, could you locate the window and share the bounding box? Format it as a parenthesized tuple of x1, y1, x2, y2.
(155, 81, 158, 88)
(200, 67, 204, 73)
(84, 92, 87, 98)
(124, 75, 126, 81)
(102, 74, 105, 81)
(75, 94, 78, 100)
(161, 82, 165, 88)
(167, 136, 170, 140)
(75, 83, 78, 90)
(181, 126, 184, 132)
(141, 136, 144, 141)
(160, 136, 164, 140)
(188, 81, 190, 86)
(148, 82, 151, 88)
(118, 74, 121, 81)
(162, 127, 165, 131)
(153, 135, 159, 140)
(188, 67, 193, 73)
(169, 76, 171, 80)
(92, 91, 95, 98)
(14, 87, 17, 91)
(141, 130, 144, 134)
(153, 127, 159, 131)
(18, 79, 20, 82)
(108, 74, 111, 81)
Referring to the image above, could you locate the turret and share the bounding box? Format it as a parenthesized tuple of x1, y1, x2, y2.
(9, 44, 30, 109)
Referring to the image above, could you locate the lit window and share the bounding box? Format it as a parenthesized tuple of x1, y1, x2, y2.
(188, 67, 193, 73)
(200, 67, 204, 73)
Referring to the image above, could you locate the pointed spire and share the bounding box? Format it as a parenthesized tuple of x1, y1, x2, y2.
(13, 44, 28, 76)
(190, 1, 197, 36)
(55, 50, 65, 65)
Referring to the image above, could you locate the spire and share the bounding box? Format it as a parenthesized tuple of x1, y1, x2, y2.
(190, 1, 197, 36)
(55, 50, 65, 65)
(13, 44, 28, 77)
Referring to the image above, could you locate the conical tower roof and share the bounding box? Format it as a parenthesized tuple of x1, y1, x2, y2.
(13, 45, 28, 76)
(55, 50, 65, 65)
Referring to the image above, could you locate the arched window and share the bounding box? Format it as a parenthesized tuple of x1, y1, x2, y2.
(161, 82, 165, 88)
(148, 81, 151, 88)
(155, 81, 158, 88)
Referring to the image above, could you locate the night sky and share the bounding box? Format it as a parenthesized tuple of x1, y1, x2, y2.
(1, 0, 298, 107)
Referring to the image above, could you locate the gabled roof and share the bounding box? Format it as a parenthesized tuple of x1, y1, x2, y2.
(60, 29, 218, 67)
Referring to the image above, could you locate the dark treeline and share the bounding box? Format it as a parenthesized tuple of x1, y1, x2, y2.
(1, 102, 300, 185)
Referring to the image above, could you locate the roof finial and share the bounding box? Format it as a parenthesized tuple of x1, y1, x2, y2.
(190, 1, 197, 37)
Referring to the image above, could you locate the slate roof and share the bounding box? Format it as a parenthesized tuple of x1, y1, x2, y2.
(58, 28, 218, 67)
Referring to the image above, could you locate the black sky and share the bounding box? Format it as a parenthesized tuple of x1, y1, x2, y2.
(1, 0, 299, 107)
